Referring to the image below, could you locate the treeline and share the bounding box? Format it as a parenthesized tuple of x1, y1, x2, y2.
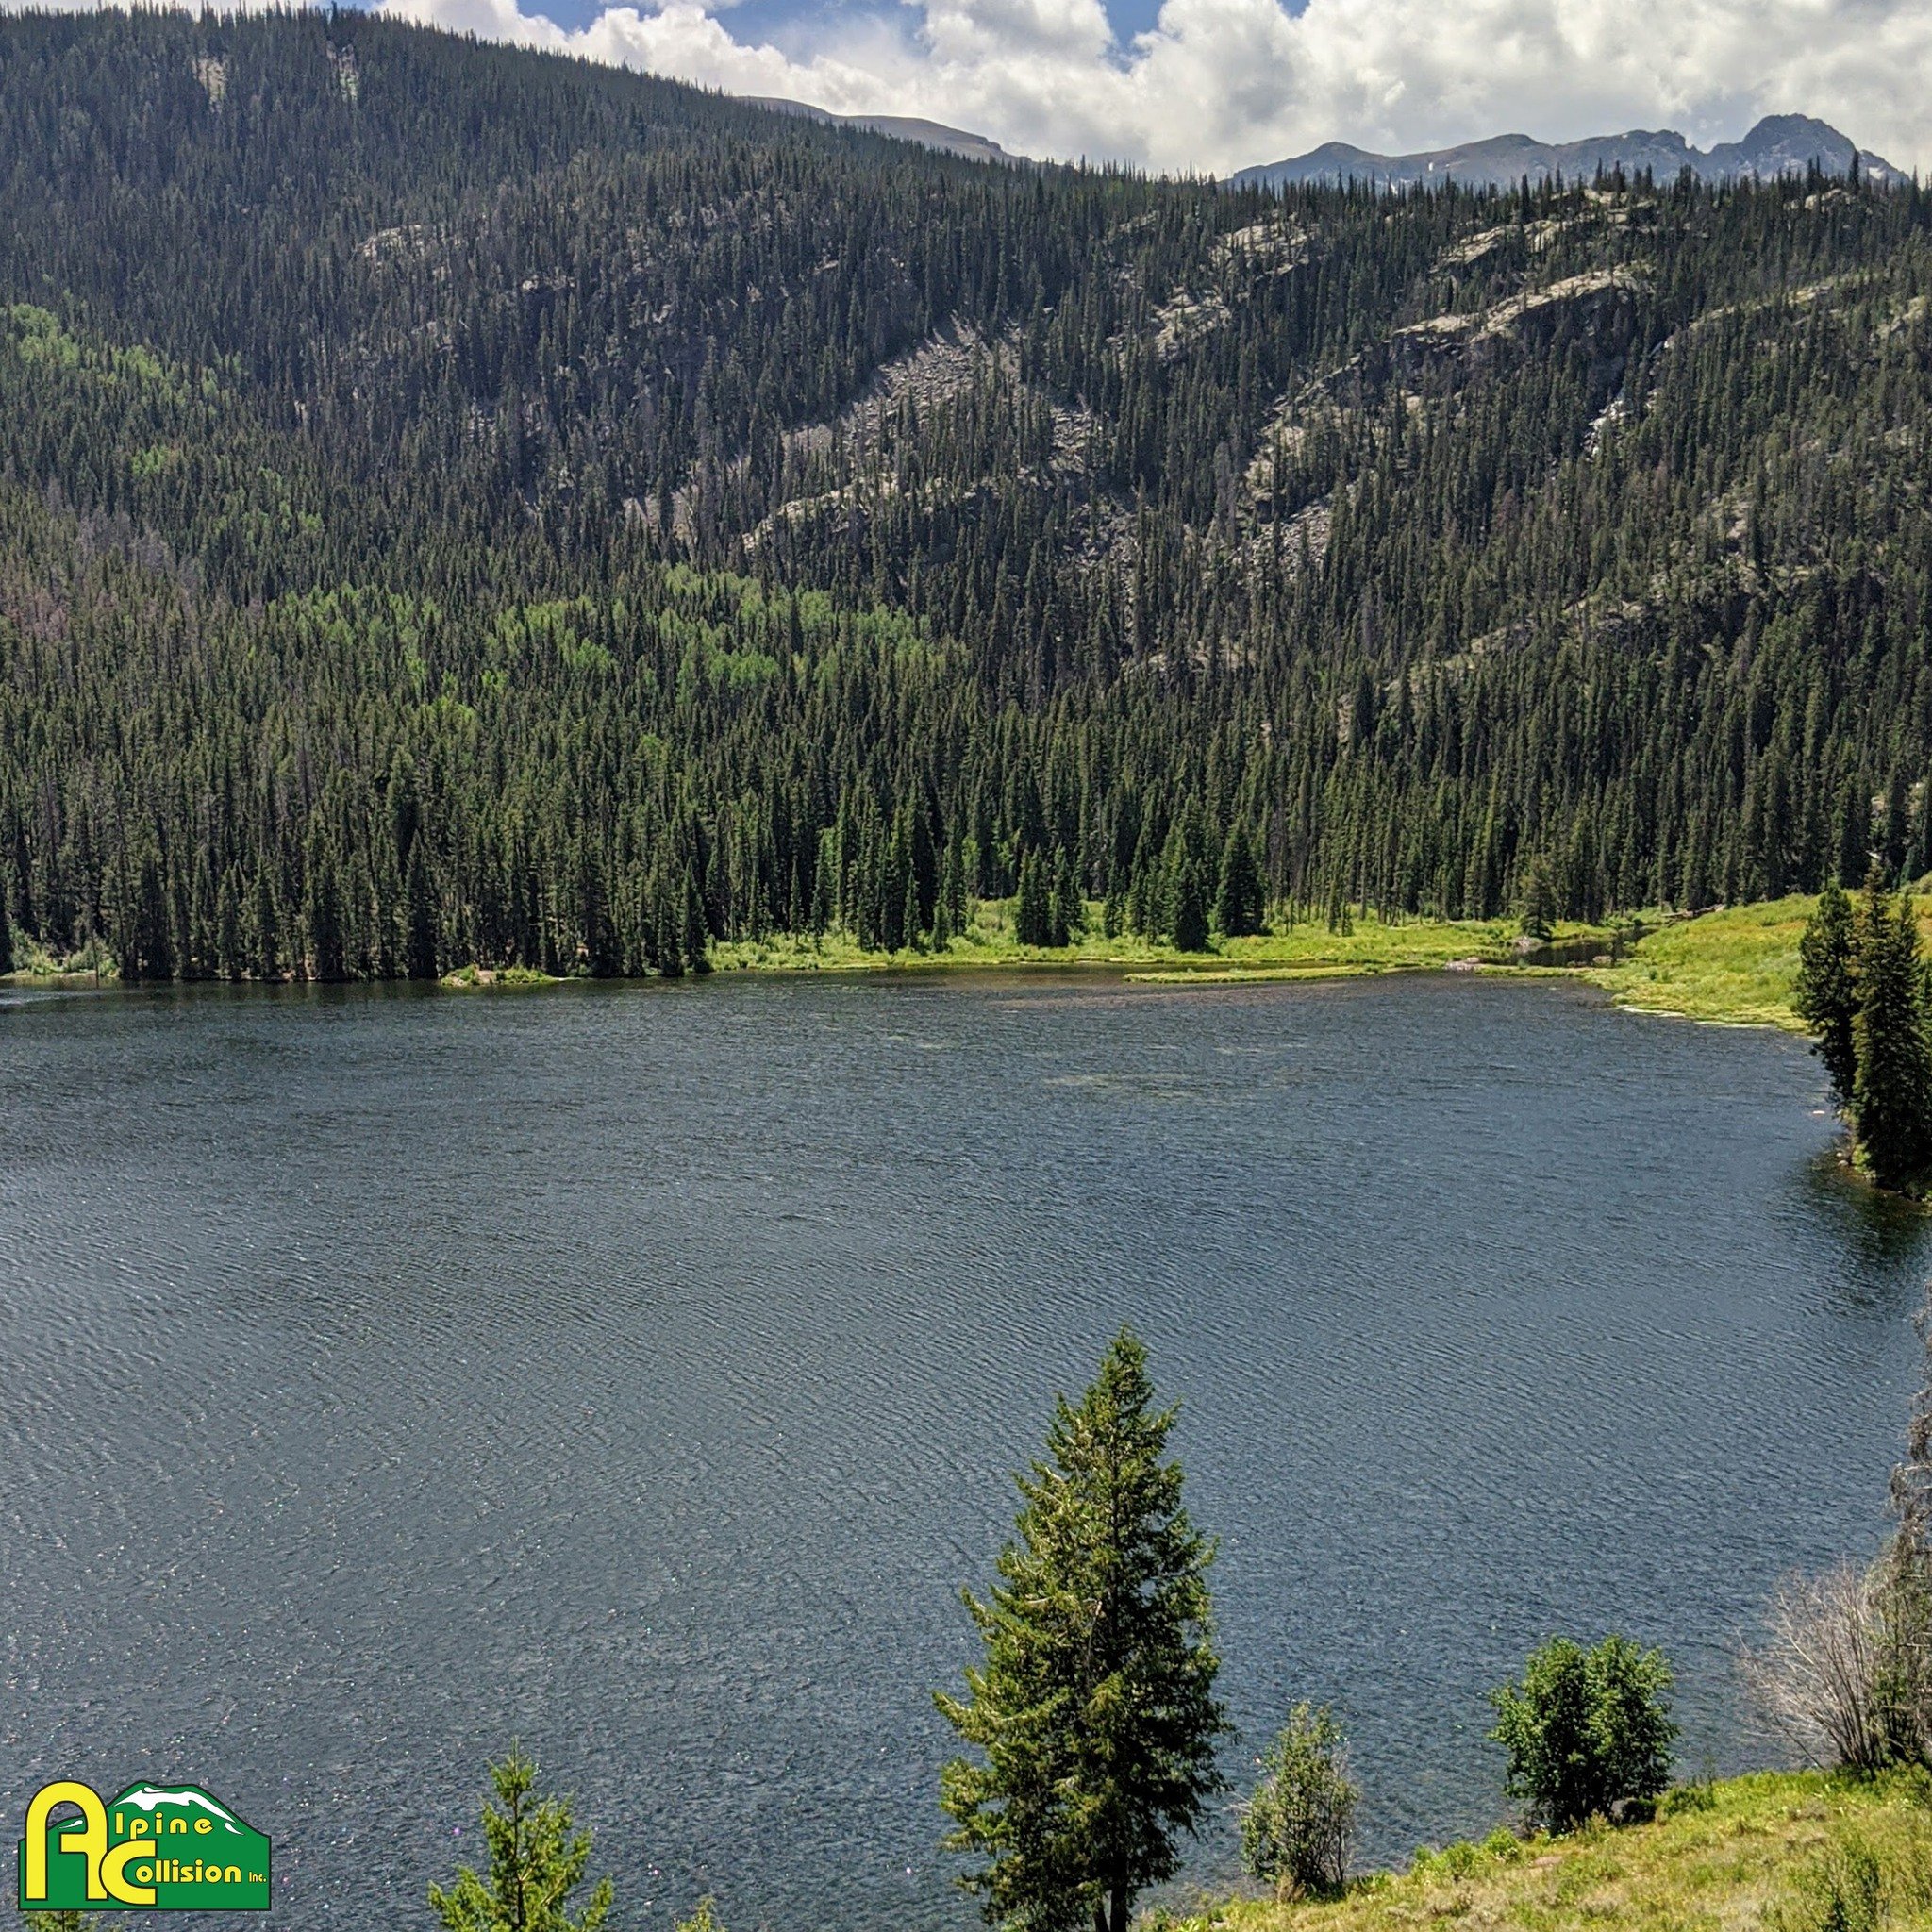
(1794, 872, 1932, 1192)
(2, 14, 1932, 980)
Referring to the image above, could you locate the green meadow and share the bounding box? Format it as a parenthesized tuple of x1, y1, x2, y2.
(1174, 1772, 1932, 1932)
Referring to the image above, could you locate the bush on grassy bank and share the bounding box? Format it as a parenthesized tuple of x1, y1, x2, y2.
(1488, 1635, 1677, 1831)
(1240, 1706, 1359, 1900)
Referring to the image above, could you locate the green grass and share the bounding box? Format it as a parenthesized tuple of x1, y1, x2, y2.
(1585, 899, 1816, 1030)
(1589, 896, 1932, 1032)
(438, 962, 558, 989)
(0, 930, 116, 985)
(710, 903, 1608, 980)
(1163, 1772, 1932, 1932)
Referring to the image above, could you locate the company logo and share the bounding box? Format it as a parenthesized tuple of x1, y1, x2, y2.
(16, 1781, 270, 1912)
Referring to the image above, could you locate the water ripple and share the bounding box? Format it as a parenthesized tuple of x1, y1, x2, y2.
(0, 974, 1924, 1928)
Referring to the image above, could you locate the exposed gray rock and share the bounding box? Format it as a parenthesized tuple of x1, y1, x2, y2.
(1234, 113, 1904, 193)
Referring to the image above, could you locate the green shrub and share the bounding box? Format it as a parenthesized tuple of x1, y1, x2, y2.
(1240, 1703, 1359, 1898)
(1488, 1635, 1677, 1832)
(1772, 1840, 1883, 1932)
(1657, 1777, 1718, 1818)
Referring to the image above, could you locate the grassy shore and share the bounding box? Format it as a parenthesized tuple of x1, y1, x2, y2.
(1588, 895, 1932, 1032)
(1585, 899, 1814, 1029)
(708, 903, 1603, 980)
(10, 908, 1553, 994)
(1172, 1771, 1932, 1932)
(17, 892, 1909, 1038)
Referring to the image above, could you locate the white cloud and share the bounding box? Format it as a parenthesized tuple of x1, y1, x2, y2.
(373, 0, 1932, 176)
(10, 0, 1924, 176)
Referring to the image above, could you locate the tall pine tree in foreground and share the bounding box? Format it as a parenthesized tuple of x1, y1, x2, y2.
(1851, 879, 1932, 1194)
(429, 1747, 613, 1932)
(1795, 875, 1859, 1108)
(937, 1329, 1226, 1932)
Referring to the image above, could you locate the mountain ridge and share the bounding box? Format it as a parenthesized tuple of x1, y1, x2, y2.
(741, 97, 1023, 166)
(1234, 112, 1906, 192)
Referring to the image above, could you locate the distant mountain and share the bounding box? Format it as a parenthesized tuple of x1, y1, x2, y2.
(1233, 113, 1906, 192)
(742, 97, 1023, 166)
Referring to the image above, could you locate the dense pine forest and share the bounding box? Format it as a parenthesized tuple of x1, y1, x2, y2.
(3, 10, 1931, 980)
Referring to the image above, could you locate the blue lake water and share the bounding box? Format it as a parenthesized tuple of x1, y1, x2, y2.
(2, 971, 1926, 1927)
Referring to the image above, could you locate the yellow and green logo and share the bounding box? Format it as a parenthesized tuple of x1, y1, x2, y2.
(16, 1781, 270, 1912)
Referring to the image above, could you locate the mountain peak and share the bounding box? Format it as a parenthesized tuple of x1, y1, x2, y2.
(1233, 114, 1904, 193)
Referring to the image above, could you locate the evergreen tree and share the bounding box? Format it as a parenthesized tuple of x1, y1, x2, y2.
(429, 1747, 613, 1932)
(1795, 876, 1860, 1108)
(1051, 849, 1081, 950)
(937, 1329, 1227, 1932)
(125, 852, 175, 982)
(1519, 854, 1556, 942)
(303, 850, 347, 983)
(1171, 850, 1209, 954)
(903, 863, 924, 953)
(651, 870, 685, 978)
(682, 867, 711, 975)
(406, 841, 441, 980)
(1015, 850, 1054, 947)
(250, 871, 281, 981)
(1213, 827, 1265, 938)
(1851, 880, 1932, 1191)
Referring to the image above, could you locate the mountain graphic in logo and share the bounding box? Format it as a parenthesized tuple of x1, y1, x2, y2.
(17, 1778, 271, 1912)
(113, 1786, 248, 1834)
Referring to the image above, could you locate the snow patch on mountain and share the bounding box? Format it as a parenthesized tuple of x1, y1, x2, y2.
(114, 1785, 244, 1834)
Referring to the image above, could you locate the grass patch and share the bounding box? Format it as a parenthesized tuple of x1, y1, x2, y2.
(0, 932, 118, 985)
(709, 903, 1608, 981)
(1586, 899, 1815, 1029)
(439, 962, 558, 989)
(1589, 897, 1932, 1030)
(1160, 1771, 1932, 1932)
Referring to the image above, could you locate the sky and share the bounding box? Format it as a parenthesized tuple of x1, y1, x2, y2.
(20, 0, 1932, 179)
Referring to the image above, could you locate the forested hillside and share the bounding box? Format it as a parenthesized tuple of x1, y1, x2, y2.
(3, 10, 1930, 979)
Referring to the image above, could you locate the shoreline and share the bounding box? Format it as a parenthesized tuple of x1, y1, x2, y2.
(3, 897, 1847, 1033)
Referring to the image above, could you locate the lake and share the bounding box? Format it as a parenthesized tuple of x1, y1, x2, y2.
(2, 971, 1925, 1927)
